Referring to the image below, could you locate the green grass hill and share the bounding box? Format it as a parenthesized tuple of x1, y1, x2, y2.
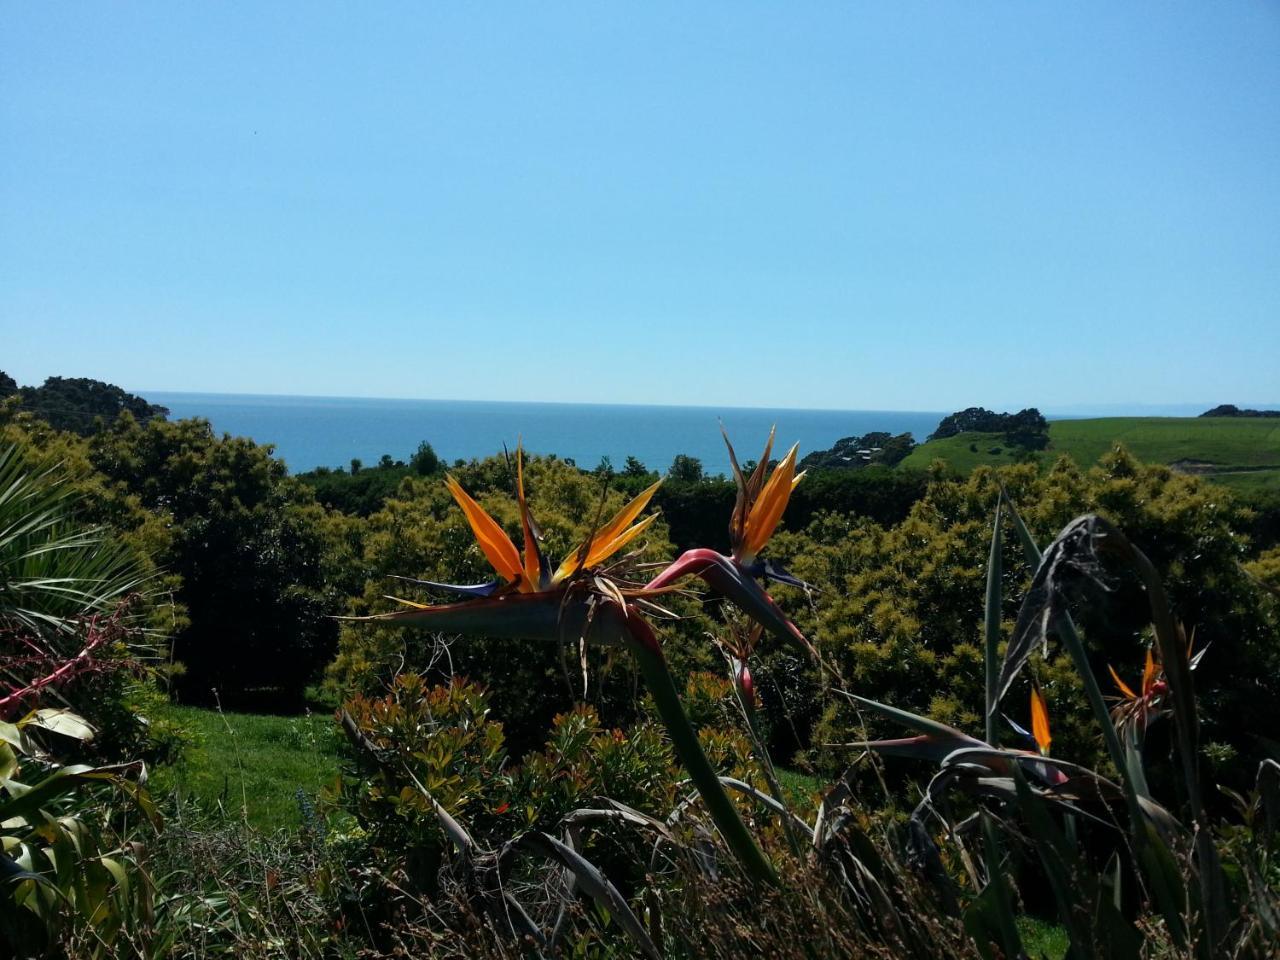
(899, 416, 1280, 491)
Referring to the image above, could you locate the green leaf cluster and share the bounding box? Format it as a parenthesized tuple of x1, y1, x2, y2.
(766, 450, 1278, 787)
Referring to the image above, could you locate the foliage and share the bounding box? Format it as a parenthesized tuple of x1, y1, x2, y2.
(800, 431, 917, 470)
(0, 438, 169, 756)
(1200, 404, 1280, 418)
(0, 708, 160, 958)
(339, 674, 758, 864)
(847, 500, 1280, 959)
(298, 441, 443, 516)
(667, 453, 705, 483)
(1240, 487, 1280, 552)
(767, 451, 1279, 790)
(0, 408, 177, 604)
(8, 375, 168, 436)
(87, 415, 358, 703)
(134, 794, 370, 959)
(1245, 546, 1280, 592)
(0, 443, 150, 641)
(644, 466, 927, 554)
(928, 407, 1049, 449)
(622, 454, 652, 478)
(42, 443, 1280, 956)
(337, 672, 774, 955)
(9, 393, 1280, 956)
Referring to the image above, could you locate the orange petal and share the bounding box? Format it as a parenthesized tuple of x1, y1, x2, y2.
(741, 442, 800, 560)
(722, 425, 751, 552)
(1142, 648, 1158, 697)
(555, 512, 659, 582)
(1108, 663, 1137, 700)
(745, 427, 777, 504)
(586, 512, 658, 568)
(594, 478, 662, 551)
(554, 480, 661, 581)
(1030, 683, 1052, 756)
(444, 475, 523, 583)
(515, 447, 545, 592)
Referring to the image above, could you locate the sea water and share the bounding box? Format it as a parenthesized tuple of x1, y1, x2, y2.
(147, 392, 948, 476)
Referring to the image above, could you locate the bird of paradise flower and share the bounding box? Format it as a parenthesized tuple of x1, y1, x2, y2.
(358, 436, 815, 884)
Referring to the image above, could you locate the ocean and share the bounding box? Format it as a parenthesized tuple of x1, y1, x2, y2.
(146, 393, 948, 476)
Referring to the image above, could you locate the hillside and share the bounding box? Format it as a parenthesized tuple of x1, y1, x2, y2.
(899, 416, 1280, 491)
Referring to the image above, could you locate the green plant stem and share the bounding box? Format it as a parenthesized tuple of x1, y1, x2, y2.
(627, 620, 778, 885)
(983, 495, 1003, 747)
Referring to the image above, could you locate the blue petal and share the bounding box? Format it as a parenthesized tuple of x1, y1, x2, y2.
(1002, 712, 1035, 744)
(387, 575, 503, 598)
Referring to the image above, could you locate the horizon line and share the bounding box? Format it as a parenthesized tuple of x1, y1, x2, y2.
(136, 388, 1279, 419)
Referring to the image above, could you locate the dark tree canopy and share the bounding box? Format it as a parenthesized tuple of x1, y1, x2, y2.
(14, 376, 168, 436)
(622, 455, 651, 478)
(0, 371, 16, 396)
(929, 406, 1049, 449)
(667, 453, 704, 483)
(410, 441, 440, 475)
(299, 441, 440, 515)
(799, 431, 915, 470)
(88, 416, 349, 704)
(1201, 404, 1280, 418)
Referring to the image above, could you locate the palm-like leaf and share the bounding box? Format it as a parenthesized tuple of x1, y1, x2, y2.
(0, 445, 148, 640)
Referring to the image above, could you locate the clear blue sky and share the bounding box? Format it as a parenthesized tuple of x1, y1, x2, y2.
(3, 3, 1278, 411)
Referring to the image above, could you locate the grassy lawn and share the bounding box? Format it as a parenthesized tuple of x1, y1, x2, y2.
(151, 708, 828, 832)
(1212, 468, 1280, 493)
(899, 416, 1280, 489)
(150, 703, 343, 830)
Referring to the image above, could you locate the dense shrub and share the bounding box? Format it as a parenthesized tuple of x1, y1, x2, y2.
(337, 671, 767, 950)
(298, 442, 442, 515)
(765, 450, 1279, 789)
(643, 466, 927, 553)
(86, 415, 359, 704)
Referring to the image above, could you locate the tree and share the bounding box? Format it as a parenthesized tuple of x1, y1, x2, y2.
(622, 455, 650, 478)
(410, 441, 440, 475)
(799, 432, 916, 470)
(350, 457, 363, 474)
(1201, 404, 1280, 418)
(14, 376, 168, 436)
(1001, 408, 1049, 450)
(929, 406, 1048, 450)
(0, 371, 16, 396)
(88, 416, 353, 703)
(667, 454, 704, 483)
